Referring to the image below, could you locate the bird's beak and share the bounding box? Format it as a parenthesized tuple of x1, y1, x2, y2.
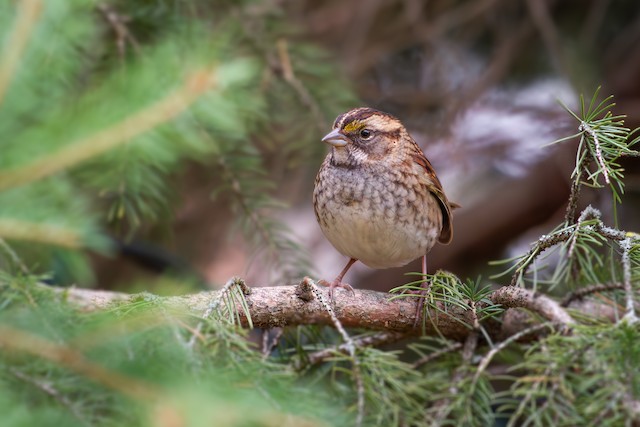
(321, 128, 350, 147)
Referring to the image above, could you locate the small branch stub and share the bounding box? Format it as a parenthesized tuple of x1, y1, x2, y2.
(295, 277, 315, 302)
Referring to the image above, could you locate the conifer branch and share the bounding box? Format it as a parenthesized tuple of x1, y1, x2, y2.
(510, 205, 633, 287)
(0, 219, 82, 248)
(0, 325, 158, 400)
(0, 69, 216, 191)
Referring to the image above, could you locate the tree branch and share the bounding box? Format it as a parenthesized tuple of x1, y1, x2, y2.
(57, 281, 615, 342)
(302, 331, 406, 368)
(490, 286, 574, 325)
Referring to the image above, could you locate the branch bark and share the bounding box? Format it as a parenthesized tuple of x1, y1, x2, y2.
(57, 282, 615, 342)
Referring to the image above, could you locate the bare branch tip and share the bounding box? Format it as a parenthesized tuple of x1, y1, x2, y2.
(231, 276, 251, 295)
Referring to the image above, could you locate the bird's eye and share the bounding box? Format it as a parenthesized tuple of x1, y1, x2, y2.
(360, 129, 373, 140)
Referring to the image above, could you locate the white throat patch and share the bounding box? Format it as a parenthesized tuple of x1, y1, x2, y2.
(332, 145, 369, 165)
(350, 146, 369, 163)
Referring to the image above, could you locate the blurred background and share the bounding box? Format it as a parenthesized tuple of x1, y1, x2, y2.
(1, 0, 640, 294)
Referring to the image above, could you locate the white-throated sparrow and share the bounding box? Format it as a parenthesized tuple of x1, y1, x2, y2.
(313, 108, 455, 317)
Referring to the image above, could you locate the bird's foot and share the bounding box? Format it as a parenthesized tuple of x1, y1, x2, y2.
(318, 279, 355, 303)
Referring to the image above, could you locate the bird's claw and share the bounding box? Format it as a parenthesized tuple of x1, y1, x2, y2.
(318, 279, 355, 303)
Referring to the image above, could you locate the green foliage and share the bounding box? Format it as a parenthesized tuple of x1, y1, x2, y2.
(379, 89, 640, 426)
(390, 272, 504, 331)
(301, 345, 423, 426)
(555, 88, 640, 206)
(3, 2, 640, 426)
(481, 90, 640, 427)
(0, 0, 356, 282)
(494, 91, 640, 293)
(0, 277, 342, 427)
(498, 324, 640, 426)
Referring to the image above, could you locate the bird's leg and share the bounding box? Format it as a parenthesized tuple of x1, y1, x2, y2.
(319, 258, 357, 302)
(413, 255, 430, 327)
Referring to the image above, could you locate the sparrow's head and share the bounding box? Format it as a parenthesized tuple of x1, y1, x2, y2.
(322, 108, 407, 167)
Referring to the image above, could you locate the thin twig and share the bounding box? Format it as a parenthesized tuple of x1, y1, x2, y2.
(431, 331, 478, 425)
(561, 283, 625, 307)
(97, 3, 141, 62)
(506, 342, 554, 427)
(511, 229, 574, 286)
(11, 368, 90, 426)
(525, 0, 569, 77)
(213, 147, 311, 281)
(431, 297, 481, 424)
(235, 6, 327, 133)
(261, 328, 284, 359)
(204, 278, 242, 319)
(304, 277, 365, 427)
(469, 299, 481, 330)
(567, 206, 599, 258)
(412, 342, 463, 369)
(471, 322, 556, 387)
(564, 165, 585, 225)
(0, 237, 30, 274)
(216, 155, 280, 258)
(580, 121, 610, 184)
(619, 238, 637, 323)
(303, 331, 405, 368)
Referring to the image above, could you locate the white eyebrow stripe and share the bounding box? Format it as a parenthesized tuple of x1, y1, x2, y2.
(364, 115, 390, 129)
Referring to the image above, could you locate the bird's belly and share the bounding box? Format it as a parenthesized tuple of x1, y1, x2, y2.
(320, 200, 440, 269)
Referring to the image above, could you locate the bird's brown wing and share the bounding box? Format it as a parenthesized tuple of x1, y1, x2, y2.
(409, 141, 455, 244)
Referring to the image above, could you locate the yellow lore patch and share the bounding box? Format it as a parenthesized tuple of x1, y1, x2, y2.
(343, 120, 365, 134)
